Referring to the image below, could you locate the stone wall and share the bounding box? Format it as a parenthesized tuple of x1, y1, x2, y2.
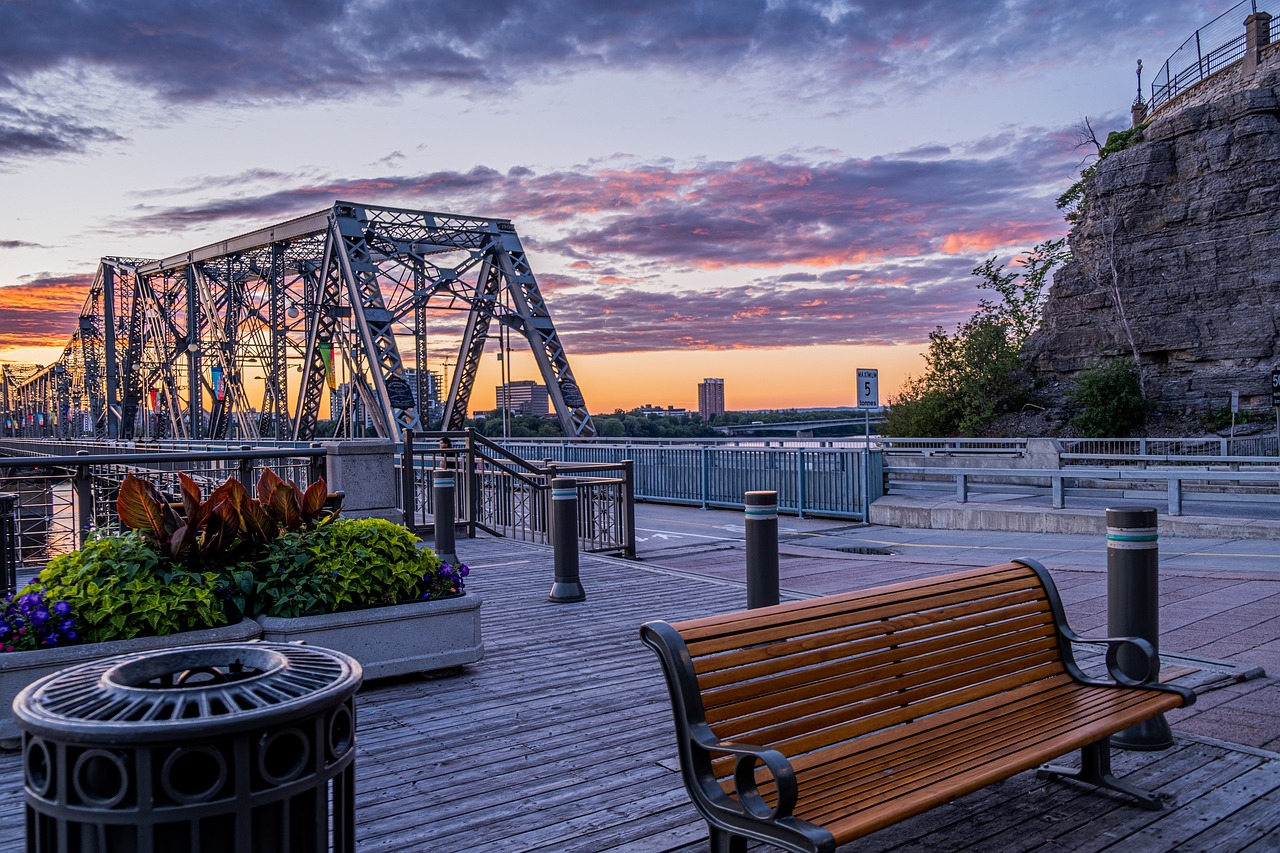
(1025, 45, 1280, 418)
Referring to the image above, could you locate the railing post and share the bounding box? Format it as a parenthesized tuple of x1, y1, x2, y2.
(401, 429, 415, 529)
(622, 459, 636, 558)
(73, 451, 93, 550)
(744, 490, 779, 609)
(700, 446, 710, 509)
(1168, 477, 1183, 516)
(956, 472, 968, 503)
(1051, 474, 1065, 509)
(238, 445, 252, 484)
(549, 477, 586, 602)
(432, 470, 459, 566)
(465, 430, 478, 539)
(1106, 506, 1173, 750)
(309, 443, 325, 486)
(0, 493, 17, 596)
(796, 448, 807, 519)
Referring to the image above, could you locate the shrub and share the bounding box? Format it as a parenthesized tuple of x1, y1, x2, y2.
(1067, 359, 1150, 437)
(1, 469, 462, 652)
(251, 518, 465, 618)
(20, 531, 227, 644)
(882, 240, 1067, 437)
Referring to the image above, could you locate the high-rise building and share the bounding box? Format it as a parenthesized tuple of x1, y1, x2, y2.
(496, 380, 550, 416)
(698, 378, 725, 419)
(404, 368, 443, 423)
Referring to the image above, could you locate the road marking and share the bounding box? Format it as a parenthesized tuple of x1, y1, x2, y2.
(635, 526, 740, 543)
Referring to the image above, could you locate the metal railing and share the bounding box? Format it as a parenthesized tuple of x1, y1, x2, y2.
(493, 439, 883, 520)
(884, 464, 1280, 516)
(0, 446, 327, 587)
(1059, 435, 1279, 461)
(400, 431, 636, 557)
(1151, 0, 1272, 109)
(874, 437, 1027, 456)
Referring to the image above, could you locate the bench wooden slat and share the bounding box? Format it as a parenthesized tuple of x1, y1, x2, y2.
(691, 589, 1051, 683)
(716, 653, 1066, 766)
(797, 682, 1175, 810)
(814, 689, 1183, 840)
(704, 630, 1061, 740)
(678, 565, 1040, 654)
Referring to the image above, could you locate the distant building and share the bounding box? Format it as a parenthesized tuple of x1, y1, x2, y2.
(637, 405, 689, 418)
(497, 380, 550, 416)
(331, 369, 442, 430)
(698, 378, 725, 419)
(403, 368, 443, 422)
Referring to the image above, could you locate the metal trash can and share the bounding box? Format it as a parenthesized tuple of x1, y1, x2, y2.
(14, 642, 362, 852)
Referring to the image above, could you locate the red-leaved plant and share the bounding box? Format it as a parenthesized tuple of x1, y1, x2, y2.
(116, 469, 335, 573)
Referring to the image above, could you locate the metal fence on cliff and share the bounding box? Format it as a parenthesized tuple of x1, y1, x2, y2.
(1151, 0, 1273, 109)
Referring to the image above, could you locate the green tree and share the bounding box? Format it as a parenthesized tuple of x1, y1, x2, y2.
(883, 239, 1068, 437)
(1066, 359, 1149, 437)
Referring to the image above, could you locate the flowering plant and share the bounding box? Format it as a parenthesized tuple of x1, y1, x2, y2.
(0, 469, 464, 652)
(0, 589, 77, 652)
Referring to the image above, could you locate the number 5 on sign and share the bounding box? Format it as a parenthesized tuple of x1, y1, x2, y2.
(857, 368, 879, 407)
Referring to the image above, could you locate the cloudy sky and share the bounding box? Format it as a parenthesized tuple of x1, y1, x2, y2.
(0, 0, 1227, 411)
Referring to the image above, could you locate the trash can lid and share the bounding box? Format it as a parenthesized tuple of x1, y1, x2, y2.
(13, 642, 363, 743)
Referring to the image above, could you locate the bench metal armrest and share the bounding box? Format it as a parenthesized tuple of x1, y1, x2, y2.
(687, 722, 799, 821)
(1058, 625, 1160, 686)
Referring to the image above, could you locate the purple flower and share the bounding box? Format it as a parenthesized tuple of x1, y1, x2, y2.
(458, 564, 470, 577)
(52, 601, 71, 617)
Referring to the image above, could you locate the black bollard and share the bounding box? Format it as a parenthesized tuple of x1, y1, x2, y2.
(432, 470, 460, 567)
(745, 490, 780, 608)
(549, 477, 586, 602)
(1107, 505, 1173, 750)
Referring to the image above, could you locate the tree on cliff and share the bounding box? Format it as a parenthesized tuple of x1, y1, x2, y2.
(883, 239, 1069, 437)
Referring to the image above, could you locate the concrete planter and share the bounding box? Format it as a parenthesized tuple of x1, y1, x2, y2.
(0, 618, 262, 747)
(254, 591, 483, 681)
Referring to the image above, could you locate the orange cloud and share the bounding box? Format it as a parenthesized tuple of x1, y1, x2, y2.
(0, 275, 93, 358)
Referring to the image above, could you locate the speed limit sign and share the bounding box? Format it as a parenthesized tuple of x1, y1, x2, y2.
(857, 368, 879, 408)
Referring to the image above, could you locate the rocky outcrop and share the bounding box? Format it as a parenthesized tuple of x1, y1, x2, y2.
(1025, 49, 1280, 418)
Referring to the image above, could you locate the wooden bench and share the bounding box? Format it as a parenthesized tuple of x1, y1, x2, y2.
(640, 559, 1196, 853)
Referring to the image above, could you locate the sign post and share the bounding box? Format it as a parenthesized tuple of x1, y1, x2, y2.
(1272, 370, 1279, 456)
(856, 368, 879, 449)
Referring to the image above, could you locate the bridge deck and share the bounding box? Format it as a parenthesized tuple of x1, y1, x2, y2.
(0, 535, 1275, 850)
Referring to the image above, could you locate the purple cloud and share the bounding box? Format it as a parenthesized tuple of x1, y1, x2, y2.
(0, 2, 1216, 118)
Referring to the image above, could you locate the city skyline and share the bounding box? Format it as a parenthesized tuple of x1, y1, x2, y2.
(0, 1, 1228, 413)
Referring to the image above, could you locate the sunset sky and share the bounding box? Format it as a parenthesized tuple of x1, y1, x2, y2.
(0, 0, 1228, 413)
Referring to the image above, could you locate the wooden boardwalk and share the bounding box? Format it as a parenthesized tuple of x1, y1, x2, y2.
(0, 535, 1276, 851)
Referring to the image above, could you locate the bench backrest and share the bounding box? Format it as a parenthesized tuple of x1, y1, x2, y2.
(664, 561, 1069, 762)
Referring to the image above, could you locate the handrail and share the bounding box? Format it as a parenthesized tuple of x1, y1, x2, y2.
(885, 464, 1280, 516)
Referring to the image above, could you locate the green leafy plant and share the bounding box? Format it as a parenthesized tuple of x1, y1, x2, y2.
(254, 518, 461, 618)
(1058, 121, 1148, 223)
(1067, 359, 1150, 437)
(21, 531, 226, 644)
(883, 240, 1068, 437)
(2, 468, 458, 652)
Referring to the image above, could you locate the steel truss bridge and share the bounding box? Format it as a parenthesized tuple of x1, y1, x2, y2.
(0, 201, 596, 442)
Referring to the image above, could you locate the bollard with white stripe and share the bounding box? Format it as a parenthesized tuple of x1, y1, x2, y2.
(1107, 505, 1173, 750)
(745, 491, 780, 609)
(549, 477, 586, 602)
(432, 470, 460, 567)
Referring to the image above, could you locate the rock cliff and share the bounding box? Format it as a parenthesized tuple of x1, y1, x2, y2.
(1025, 45, 1280, 419)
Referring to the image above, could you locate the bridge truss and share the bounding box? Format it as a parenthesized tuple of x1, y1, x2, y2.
(1, 201, 596, 441)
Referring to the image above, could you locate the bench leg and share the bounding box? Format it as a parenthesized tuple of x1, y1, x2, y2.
(709, 824, 747, 853)
(1037, 738, 1163, 811)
